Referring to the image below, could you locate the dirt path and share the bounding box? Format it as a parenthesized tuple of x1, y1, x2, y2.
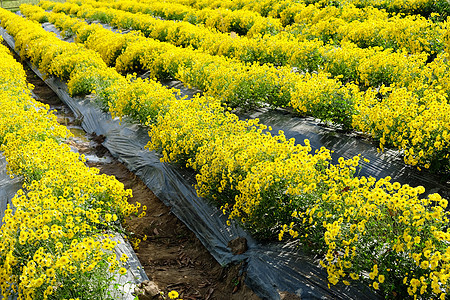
(17, 49, 260, 300)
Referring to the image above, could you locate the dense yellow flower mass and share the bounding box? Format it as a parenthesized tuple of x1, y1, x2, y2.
(62, 0, 446, 54)
(0, 16, 138, 299)
(27, 1, 450, 171)
(40, 0, 436, 83)
(141, 0, 450, 21)
(71, 0, 283, 37)
(41, 0, 323, 70)
(2, 1, 450, 298)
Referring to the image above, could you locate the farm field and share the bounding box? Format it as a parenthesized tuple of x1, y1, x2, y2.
(0, 0, 450, 299)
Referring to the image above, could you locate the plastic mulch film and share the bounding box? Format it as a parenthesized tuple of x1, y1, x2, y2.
(4, 21, 448, 299)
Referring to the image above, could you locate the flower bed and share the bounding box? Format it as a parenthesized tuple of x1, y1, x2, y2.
(139, 0, 450, 22)
(0, 34, 142, 299)
(76, 0, 446, 54)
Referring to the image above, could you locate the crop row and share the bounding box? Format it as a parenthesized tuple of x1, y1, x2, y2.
(5, 6, 450, 298)
(286, 6, 445, 54)
(43, 0, 450, 104)
(25, 4, 357, 125)
(323, 0, 450, 18)
(84, 0, 281, 37)
(23, 3, 450, 172)
(42, 0, 326, 71)
(149, 0, 450, 20)
(0, 23, 141, 299)
(43, 0, 430, 88)
(76, 0, 447, 55)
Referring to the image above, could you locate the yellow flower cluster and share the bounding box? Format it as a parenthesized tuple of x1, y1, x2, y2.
(320, 41, 428, 86)
(24, 4, 355, 123)
(286, 3, 445, 54)
(300, 172, 450, 299)
(68, 0, 282, 37)
(41, 1, 445, 91)
(41, 0, 323, 70)
(39, 0, 447, 101)
(145, 94, 331, 237)
(73, 0, 447, 55)
(169, 0, 450, 53)
(352, 85, 450, 171)
(317, 0, 449, 19)
(0, 26, 136, 299)
(160, 0, 448, 53)
(37, 0, 443, 94)
(4, 5, 176, 126)
(142, 0, 282, 16)
(145, 90, 450, 298)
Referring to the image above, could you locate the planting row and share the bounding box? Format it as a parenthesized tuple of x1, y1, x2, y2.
(3, 7, 450, 299)
(41, 0, 327, 71)
(22, 3, 450, 172)
(149, 0, 450, 20)
(297, 0, 450, 19)
(43, 0, 430, 88)
(0, 29, 141, 299)
(75, 0, 282, 37)
(42, 0, 450, 104)
(24, 4, 356, 124)
(80, 0, 447, 54)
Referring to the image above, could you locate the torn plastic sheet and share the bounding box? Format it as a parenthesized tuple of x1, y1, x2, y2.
(1, 26, 384, 299)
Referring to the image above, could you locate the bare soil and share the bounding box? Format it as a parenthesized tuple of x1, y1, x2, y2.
(20, 51, 261, 300)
